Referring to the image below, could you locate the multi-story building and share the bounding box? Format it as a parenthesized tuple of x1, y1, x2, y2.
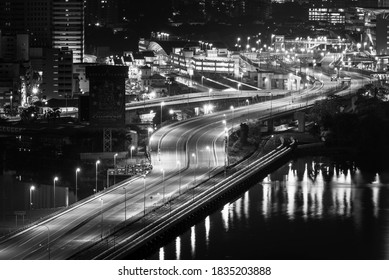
(0, 0, 52, 48)
(308, 7, 346, 24)
(170, 48, 237, 76)
(376, 16, 389, 55)
(0, 32, 29, 62)
(0, 0, 84, 63)
(86, 0, 120, 26)
(42, 47, 73, 99)
(0, 62, 20, 107)
(52, 0, 85, 63)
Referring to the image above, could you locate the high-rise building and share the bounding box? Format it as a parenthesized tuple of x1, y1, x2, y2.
(376, 17, 389, 55)
(52, 0, 84, 63)
(86, 0, 120, 26)
(0, 32, 29, 62)
(0, 0, 84, 62)
(0, 0, 52, 48)
(42, 47, 73, 98)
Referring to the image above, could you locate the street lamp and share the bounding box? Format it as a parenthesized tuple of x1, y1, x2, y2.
(208, 88, 212, 110)
(53, 177, 58, 208)
(238, 83, 241, 105)
(39, 225, 50, 260)
(30, 185, 35, 210)
(192, 153, 196, 185)
(224, 127, 229, 177)
(160, 101, 165, 128)
(206, 146, 211, 178)
(100, 198, 103, 238)
(177, 161, 181, 194)
(75, 168, 80, 202)
(130, 146, 135, 162)
(230, 106, 234, 131)
(161, 168, 165, 203)
(123, 186, 127, 221)
(113, 153, 118, 168)
(95, 160, 100, 193)
(10, 95, 13, 116)
(113, 153, 118, 185)
(246, 99, 250, 120)
(143, 175, 146, 216)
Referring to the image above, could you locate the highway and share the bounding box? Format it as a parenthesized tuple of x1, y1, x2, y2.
(0, 69, 369, 259)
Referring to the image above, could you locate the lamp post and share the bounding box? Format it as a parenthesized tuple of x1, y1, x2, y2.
(206, 146, 211, 178)
(95, 160, 100, 194)
(161, 168, 165, 203)
(224, 127, 229, 177)
(192, 153, 196, 185)
(246, 99, 250, 120)
(208, 88, 212, 111)
(229, 106, 234, 132)
(53, 177, 58, 208)
(10, 95, 13, 116)
(238, 83, 241, 106)
(130, 146, 135, 162)
(30, 185, 35, 210)
(143, 175, 146, 216)
(123, 186, 127, 221)
(113, 153, 118, 168)
(75, 168, 80, 202)
(160, 101, 165, 128)
(147, 127, 153, 148)
(40, 225, 50, 260)
(177, 161, 181, 194)
(113, 153, 118, 185)
(100, 198, 103, 238)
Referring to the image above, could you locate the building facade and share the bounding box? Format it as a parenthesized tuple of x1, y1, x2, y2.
(52, 0, 85, 63)
(376, 17, 389, 55)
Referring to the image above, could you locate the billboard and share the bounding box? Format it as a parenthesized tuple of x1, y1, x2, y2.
(86, 66, 128, 128)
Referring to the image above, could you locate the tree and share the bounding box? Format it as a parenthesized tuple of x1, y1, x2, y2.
(152, 107, 173, 128)
(20, 106, 39, 122)
(308, 95, 342, 129)
(239, 123, 249, 145)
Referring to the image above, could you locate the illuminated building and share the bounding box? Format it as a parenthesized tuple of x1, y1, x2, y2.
(52, 0, 85, 63)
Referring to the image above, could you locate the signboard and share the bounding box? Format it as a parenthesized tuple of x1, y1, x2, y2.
(86, 66, 128, 128)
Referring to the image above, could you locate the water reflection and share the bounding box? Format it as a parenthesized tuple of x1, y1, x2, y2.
(147, 156, 389, 260)
(175, 236, 181, 260)
(191, 226, 195, 258)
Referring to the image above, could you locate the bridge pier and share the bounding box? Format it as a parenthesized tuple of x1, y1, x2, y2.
(267, 119, 274, 133)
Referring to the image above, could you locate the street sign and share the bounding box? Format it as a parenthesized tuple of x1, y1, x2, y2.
(14, 211, 26, 215)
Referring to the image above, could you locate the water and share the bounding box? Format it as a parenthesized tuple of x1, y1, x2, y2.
(146, 156, 389, 260)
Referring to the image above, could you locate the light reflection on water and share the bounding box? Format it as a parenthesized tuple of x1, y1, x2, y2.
(146, 156, 389, 260)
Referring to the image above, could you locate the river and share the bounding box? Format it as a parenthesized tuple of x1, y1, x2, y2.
(145, 155, 389, 260)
